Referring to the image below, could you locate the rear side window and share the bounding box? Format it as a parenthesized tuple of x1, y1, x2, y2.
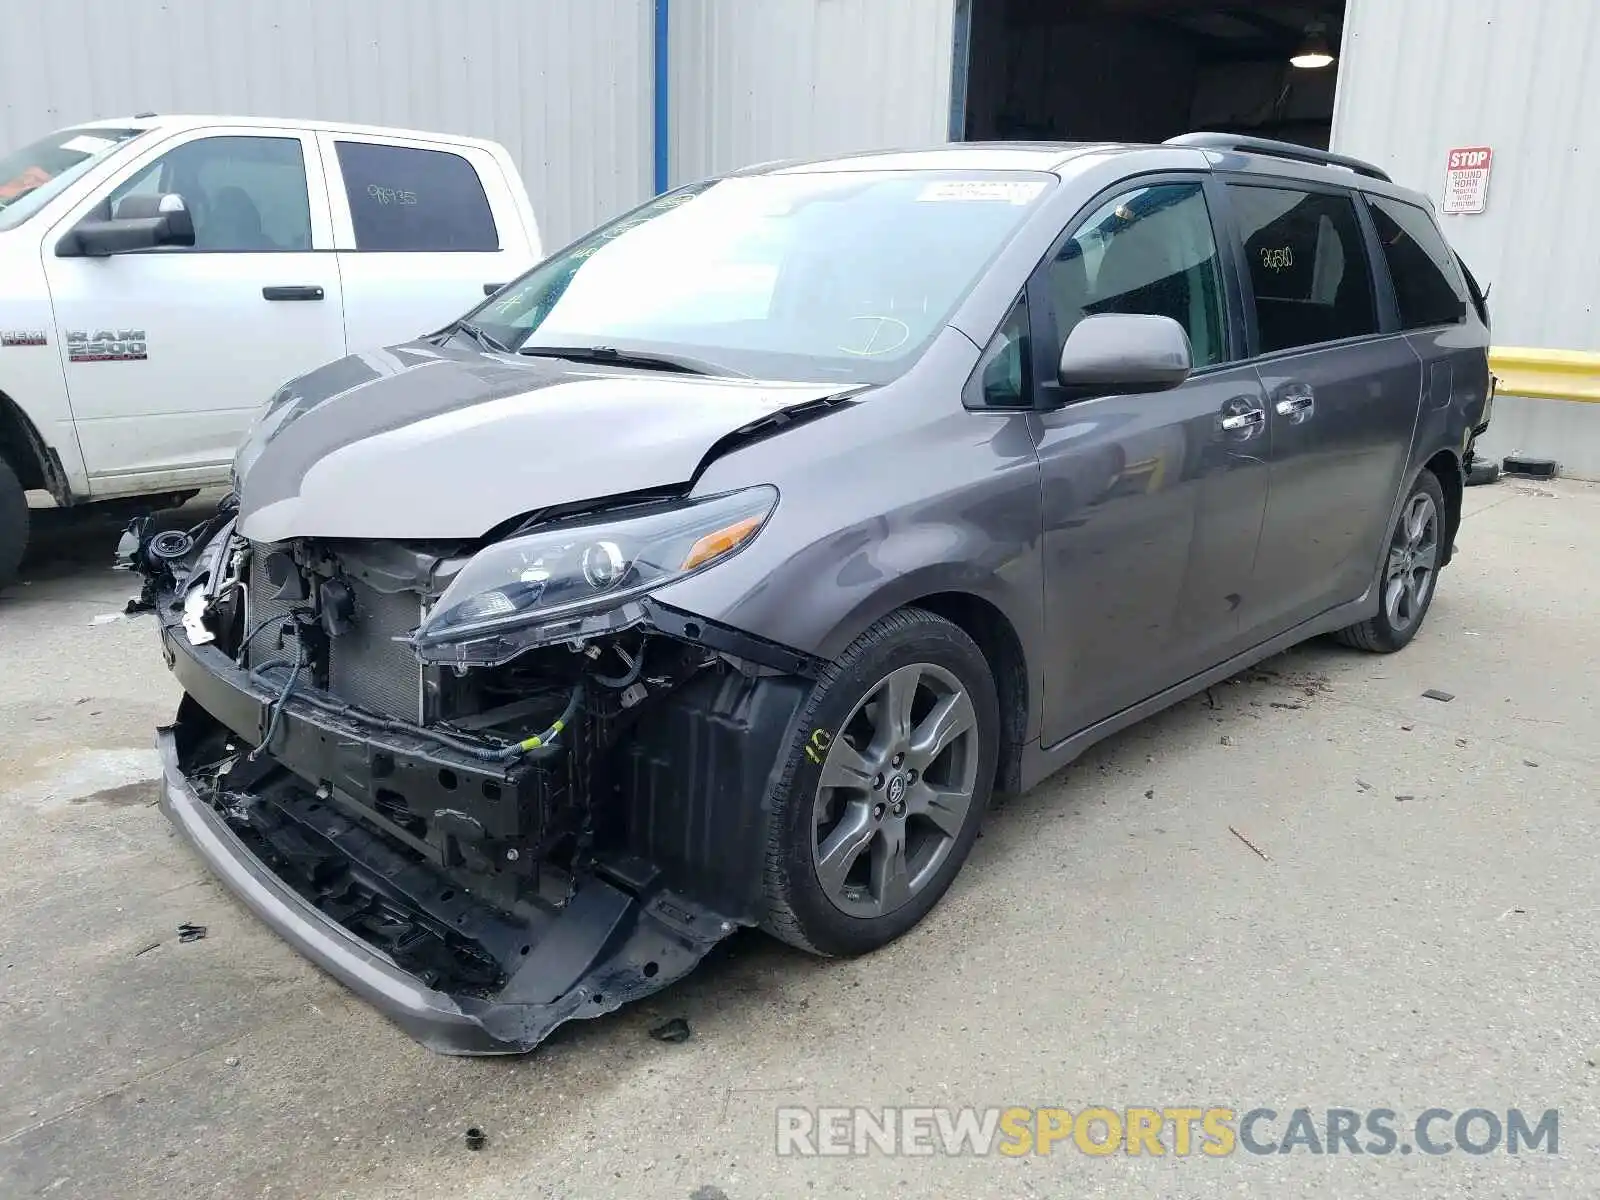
(1367, 197, 1469, 329)
(1229, 184, 1378, 353)
(335, 141, 498, 252)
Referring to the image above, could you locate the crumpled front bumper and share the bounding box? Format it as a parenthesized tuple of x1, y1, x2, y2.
(158, 730, 514, 1054)
(154, 597, 780, 1055)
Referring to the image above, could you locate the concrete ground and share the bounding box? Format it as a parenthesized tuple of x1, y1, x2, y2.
(1, 478, 1596, 1200)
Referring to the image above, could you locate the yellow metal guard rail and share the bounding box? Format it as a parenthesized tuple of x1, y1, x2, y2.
(1489, 347, 1600, 404)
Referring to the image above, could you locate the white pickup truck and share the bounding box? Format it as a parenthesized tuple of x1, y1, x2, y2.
(0, 114, 543, 588)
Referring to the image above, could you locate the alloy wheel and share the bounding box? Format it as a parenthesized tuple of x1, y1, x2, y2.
(810, 662, 981, 918)
(1384, 492, 1439, 633)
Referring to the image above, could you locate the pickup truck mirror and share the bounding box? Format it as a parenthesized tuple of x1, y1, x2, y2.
(1053, 313, 1192, 403)
(57, 192, 196, 258)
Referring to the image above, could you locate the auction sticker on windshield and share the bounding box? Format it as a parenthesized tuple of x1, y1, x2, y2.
(917, 180, 1047, 205)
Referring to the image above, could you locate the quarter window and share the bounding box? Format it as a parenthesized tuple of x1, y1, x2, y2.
(1046, 182, 1228, 370)
(1368, 197, 1469, 329)
(1229, 184, 1378, 353)
(967, 295, 1031, 409)
(335, 141, 498, 252)
(109, 135, 312, 252)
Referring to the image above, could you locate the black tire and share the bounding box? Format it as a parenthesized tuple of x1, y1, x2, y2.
(1334, 470, 1447, 653)
(1465, 457, 1499, 487)
(760, 608, 999, 957)
(0, 457, 28, 592)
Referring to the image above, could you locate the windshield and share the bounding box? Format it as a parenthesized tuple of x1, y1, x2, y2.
(472, 170, 1055, 383)
(0, 126, 144, 231)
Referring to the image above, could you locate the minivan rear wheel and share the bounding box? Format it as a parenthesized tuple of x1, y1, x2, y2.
(1334, 470, 1446, 653)
(0, 457, 29, 593)
(760, 608, 999, 957)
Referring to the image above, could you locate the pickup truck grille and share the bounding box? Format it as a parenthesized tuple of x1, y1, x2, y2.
(245, 546, 424, 724)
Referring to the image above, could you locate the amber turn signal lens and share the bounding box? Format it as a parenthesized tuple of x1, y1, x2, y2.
(680, 515, 763, 571)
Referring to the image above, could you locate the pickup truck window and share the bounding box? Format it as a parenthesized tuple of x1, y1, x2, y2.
(334, 141, 499, 252)
(110, 135, 312, 252)
(0, 126, 143, 231)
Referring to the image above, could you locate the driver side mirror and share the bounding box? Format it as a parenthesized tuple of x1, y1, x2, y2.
(57, 192, 195, 258)
(1054, 313, 1192, 402)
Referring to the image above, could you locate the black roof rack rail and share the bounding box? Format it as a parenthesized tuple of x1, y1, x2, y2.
(1164, 132, 1392, 183)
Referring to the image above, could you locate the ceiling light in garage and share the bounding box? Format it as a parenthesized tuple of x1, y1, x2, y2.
(1291, 23, 1336, 69)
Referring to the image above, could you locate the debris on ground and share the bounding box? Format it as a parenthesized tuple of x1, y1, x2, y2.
(464, 1127, 487, 1151)
(124, 596, 156, 616)
(691, 1187, 732, 1200)
(1422, 689, 1455, 703)
(1269, 702, 1305, 710)
(133, 941, 161, 957)
(1497, 908, 1527, 921)
(177, 923, 207, 943)
(1228, 826, 1269, 862)
(88, 613, 126, 627)
(1395, 795, 1414, 803)
(224, 1056, 239, 1067)
(1219, 735, 1234, 746)
(1143, 788, 1155, 799)
(1455, 737, 1469, 747)
(649, 1017, 693, 1044)
(1356, 779, 1373, 792)
(1401, 724, 1415, 731)
(1502, 454, 1559, 480)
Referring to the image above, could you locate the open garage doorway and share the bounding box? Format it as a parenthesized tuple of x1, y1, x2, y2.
(957, 0, 1346, 149)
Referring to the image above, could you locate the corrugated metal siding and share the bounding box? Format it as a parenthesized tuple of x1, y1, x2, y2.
(1332, 0, 1600, 350)
(0, 0, 653, 247)
(668, 0, 956, 186)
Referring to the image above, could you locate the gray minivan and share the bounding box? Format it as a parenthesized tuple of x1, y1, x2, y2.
(136, 134, 1492, 1053)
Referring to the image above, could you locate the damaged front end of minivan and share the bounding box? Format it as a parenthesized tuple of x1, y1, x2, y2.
(137, 475, 822, 1054)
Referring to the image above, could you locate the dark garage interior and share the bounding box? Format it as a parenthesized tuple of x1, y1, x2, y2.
(960, 0, 1347, 149)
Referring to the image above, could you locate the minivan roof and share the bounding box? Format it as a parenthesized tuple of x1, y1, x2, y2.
(743, 138, 1434, 212)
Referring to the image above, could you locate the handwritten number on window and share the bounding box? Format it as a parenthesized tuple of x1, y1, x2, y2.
(367, 184, 418, 206)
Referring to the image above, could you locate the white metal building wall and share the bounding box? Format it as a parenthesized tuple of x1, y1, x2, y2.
(0, 0, 654, 247)
(1331, 0, 1600, 352)
(667, 0, 956, 187)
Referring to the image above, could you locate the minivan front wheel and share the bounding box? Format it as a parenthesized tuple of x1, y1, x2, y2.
(1335, 470, 1446, 653)
(761, 608, 999, 957)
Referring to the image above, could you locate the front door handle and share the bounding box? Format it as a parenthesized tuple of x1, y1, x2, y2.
(1274, 383, 1315, 424)
(262, 285, 325, 301)
(1219, 408, 1265, 433)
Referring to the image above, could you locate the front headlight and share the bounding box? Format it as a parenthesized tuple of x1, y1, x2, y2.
(412, 486, 778, 666)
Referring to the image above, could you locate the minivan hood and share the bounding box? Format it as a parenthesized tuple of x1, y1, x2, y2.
(234, 342, 861, 543)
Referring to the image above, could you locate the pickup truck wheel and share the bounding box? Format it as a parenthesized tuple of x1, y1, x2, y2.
(761, 608, 999, 957)
(0, 458, 28, 591)
(1334, 470, 1446, 654)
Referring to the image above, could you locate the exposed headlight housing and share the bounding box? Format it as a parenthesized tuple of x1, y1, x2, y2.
(412, 486, 778, 667)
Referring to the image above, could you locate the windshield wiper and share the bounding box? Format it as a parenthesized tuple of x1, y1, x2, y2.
(517, 344, 741, 377)
(448, 320, 511, 354)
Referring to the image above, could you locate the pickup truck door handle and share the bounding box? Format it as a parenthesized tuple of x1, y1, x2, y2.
(483, 282, 507, 296)
(262, 285, 325, 301)
(1274, 383, 1316, 424)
